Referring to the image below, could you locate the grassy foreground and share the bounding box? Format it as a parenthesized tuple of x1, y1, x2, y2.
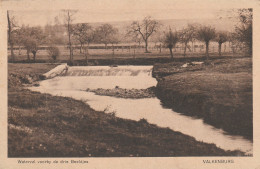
(8, 63, 243, 157)
(153, 57, 252, 140)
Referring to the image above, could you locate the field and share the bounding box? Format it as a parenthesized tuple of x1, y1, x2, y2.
(8, 42, 244, 63)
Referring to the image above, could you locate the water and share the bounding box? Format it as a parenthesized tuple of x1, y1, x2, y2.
(29, 65, 253, 154)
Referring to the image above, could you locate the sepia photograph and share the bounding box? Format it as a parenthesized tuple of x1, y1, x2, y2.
(0, 0, 259, 168)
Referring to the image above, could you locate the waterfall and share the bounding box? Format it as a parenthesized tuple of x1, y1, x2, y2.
(64, 66, 153, 76)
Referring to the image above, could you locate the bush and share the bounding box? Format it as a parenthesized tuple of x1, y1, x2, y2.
(47, 46, 60, 61)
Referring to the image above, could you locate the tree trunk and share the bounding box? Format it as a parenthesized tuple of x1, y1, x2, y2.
(218, 42, 222, 57)
(112, 43, 115, 56)
(145, 40, 149, 53)
(184, 42, 187, 57)
(68, 39, 72, 62)
(133, 45, 136, 59)
(19, 46, 21, 55)
(159, 44, 162, 53)
(67, 11, 73, 62)
(192, 41, 194, 54)
(169, 47, 173, 60)
(205, 41, 209, 60)
(27, 50, 30, 61)
(80, 43, 83, 53)
(32, 51, 36, 62)
(84, 47, 88, 64)
(7, 11, 15, 62)
(86, 43, 89, 55)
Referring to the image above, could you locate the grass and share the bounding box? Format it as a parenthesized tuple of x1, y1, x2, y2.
(8, 47, 244, 63)
(153, 57, 252, 140)
(8, 63, 243, 157)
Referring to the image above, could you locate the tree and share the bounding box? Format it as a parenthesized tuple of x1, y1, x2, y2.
(196, 26, 216, 59)
(73, 23, 93, 53)
(47, 46, 60, 61)
(164, 28, 179, 60)
(63, 10, 77, 61)
(95, 24, 118, 49)
(151, 29, 166, 53)
(179, 24, 197, 57)
(12, 26, 25, 55)
(7, 11, 16, 61)
(126, 29, 140, 45)
(214, 31, 229, 56)
(128, 16, 160, 53)
(235, 8, 252, 55)
(21, 26, 45, 61)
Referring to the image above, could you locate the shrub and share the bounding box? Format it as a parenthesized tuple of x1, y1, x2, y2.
(47, 46, 60, 61)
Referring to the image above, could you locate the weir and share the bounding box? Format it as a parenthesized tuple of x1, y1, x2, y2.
(65, 66, 153, 76)
(29, 65, 253, 155)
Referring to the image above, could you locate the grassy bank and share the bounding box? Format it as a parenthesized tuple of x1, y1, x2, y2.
(153, 57, 252, 140)
(8, 63, 243, 157)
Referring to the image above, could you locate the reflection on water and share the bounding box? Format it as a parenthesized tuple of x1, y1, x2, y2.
(29, 65, 253, 154)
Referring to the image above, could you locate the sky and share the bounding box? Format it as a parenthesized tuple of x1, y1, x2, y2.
(9, 8, 234, 27)
(2, 0, 253, 26)
(3, 0, 255, 27)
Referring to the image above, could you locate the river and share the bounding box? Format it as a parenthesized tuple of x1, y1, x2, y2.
(29, 65, 253, 155)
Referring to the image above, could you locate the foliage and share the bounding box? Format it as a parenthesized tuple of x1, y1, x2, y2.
(196, 26, 216, 43)
(215, 31, 229, 44)
(214, 31, 229, 56)
(73, 23, 93, 45)
(18, 26, 46, 61)
(47, 46, 60, 61)
(163, 28, 179, 59)
(235, 8, 252, 55)
(164, 29, 178, 49)
(94, 24, 119, 48)
(196, 26, 216, 58)
(179, 24, 197, 56)
(179, 24, 197, 44)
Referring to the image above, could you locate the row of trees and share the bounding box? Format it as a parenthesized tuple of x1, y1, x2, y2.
(7, 9, 252, 62)
(162, 9, 252, 60)
(8, 10, 119, 62)
(162, 25, 229, 60)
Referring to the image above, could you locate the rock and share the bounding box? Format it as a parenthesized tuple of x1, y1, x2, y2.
(181, 63, 188, 68)
(192, 61, 204, 65)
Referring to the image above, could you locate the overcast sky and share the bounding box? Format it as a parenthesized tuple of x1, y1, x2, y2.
(3, 0, 254, 27)
(10, 9, 225, 26)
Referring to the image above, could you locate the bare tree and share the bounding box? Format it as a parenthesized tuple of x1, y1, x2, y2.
(179, 24, 197, 57)
(128, 16, 160, 53)
(214, 31, 229, 56)
(164, 28, 179, 60)
(196, 26, 216, 59)
(7, 11, 16, 61)
(63, 10, 77, 61)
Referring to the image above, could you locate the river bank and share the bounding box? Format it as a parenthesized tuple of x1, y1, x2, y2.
(8, 63, 243, 157)
(153, 57, 252, 140)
